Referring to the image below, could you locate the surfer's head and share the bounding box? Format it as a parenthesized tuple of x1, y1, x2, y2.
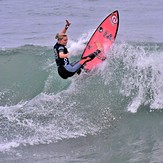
(55, 33, 68, 46)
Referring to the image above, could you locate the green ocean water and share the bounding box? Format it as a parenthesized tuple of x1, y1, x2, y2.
(0, 42, 163, 162)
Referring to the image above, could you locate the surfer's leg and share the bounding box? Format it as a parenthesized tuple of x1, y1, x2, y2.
(82, 49, 101, 60)
(64, 62, 83, 73)
(68, 49, 101, 72)
(64, 57, 91, 73)
(64, 54, 97, 74)
(79, 57, 92, 65)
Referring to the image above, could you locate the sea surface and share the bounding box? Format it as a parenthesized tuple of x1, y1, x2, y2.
(0, 0, 163, 163)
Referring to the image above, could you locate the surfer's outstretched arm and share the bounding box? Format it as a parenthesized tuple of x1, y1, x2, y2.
(60, 20, 71, 34)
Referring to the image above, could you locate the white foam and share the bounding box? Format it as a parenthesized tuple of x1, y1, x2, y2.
(116, 42, 163, 112)
(0, 142, 20, 152)
(0, 89, 99, 152)
(97, 42, 163, 113)
(68, 31, 93, 57)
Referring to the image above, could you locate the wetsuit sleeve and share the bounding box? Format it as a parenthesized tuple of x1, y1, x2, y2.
(58, 46, 64, 53)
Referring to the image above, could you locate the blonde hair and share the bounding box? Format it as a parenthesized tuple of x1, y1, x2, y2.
(55, 33, 67, 40)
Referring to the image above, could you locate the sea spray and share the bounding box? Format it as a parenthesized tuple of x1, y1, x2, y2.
(105, 42, 163, 113)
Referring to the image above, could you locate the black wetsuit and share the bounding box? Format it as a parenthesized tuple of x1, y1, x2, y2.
(54, 42, 101, 79)
(54, 43, 75, 79)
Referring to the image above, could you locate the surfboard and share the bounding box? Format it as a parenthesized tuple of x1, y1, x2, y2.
(81, 10, 119, 71)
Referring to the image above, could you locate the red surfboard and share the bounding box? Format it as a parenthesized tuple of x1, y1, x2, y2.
(81, 10, 119, 70)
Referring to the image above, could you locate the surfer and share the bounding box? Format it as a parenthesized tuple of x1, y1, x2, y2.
(54, 20, 102, 79)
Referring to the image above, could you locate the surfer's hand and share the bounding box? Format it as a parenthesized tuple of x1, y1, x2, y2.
(66, 20, 71, 27)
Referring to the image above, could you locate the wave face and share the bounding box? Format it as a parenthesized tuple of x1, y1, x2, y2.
(0, 41, 163, 152)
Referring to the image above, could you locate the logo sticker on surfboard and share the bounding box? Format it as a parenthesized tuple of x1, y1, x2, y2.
(111, 14, 118, 24)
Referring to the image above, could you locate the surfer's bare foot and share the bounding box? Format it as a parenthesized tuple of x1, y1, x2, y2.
(84, 57, 92, 62)
(86, 57, 91, 60)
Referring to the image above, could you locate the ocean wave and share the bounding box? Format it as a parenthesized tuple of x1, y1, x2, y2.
(0, 91, 102, 152)
(0, 41, 163, 152)
(102, 41, 163, 113)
